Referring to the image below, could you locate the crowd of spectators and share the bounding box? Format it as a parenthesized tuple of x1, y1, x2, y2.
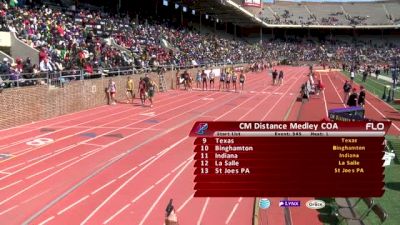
(261, 39, 400, 67)
(260, 5, 396, 26)
(0, 1, 400, 90)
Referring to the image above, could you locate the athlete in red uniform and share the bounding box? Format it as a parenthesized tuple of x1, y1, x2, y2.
(138, 77, 147, 106)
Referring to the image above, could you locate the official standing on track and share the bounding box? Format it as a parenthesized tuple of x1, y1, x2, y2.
(358, 85, 366, 108)
(343, 80, 352, 104)
(347, 88, 358, 107)
(165, 199, 179, 225)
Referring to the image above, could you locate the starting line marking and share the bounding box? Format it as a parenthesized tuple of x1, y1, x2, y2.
(201, 97, 214, 101)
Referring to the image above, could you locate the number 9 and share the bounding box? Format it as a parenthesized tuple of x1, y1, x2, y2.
(202, 138, 207, 144)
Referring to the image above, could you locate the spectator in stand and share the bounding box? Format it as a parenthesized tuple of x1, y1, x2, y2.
(40, 58, 54, 72)
(0, 58, 10, 75)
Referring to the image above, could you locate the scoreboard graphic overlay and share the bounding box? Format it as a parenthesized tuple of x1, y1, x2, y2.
(189, 121, 391, 197)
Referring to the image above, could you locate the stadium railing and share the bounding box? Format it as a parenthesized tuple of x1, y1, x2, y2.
(0, 61, 245, 89)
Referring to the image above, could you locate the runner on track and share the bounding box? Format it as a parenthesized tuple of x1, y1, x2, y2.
(125, 76, 135, 103)
(196, 70, 201, 89)
(239, 70, 246, 91)
(201, 70, 208, 91)
(219, 69, 226, 91)
(209, 70, 215, 90)
(272, 69, 278, 85)
(147, 78, 158, 107)
(138, 77, 147, 106)
(232, 71, 238, 92)
(183, 70, 190, 90)
(225, 71, 231, 91)
(278, 70, 284, 86)
(107, 78, 117, 105)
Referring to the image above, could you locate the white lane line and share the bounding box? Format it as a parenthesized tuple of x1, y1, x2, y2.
(26, 167, 55, 179)
(171, 160, 189, 173)
(155, 173, 171, 185)
(118, 167, 138, 179)
(261, 71, 305, 121)
(21, 189, 51, 204)
(27, 152, 53, 162)
(139, 158, 192, 225)
(325, 72, 346, 107)
(38, 216, 54, 225)
(57, 195, 90, 216)
(0, 205, 18, 215)
(55, 157, 79, 167)
(91, 180, 117, 195)
(80, 138, 188, 225)
(1, 162, 25, 172)
(177, 194, 194, 212)
(320, 72, 329, 116)
(1, 144, 78, 175)
(0, 88, 214, 159)
(197, 198, 210, 225)
(82, 143, 105, 148)
(139, 156, 155, 167)
(225, 198, 243, 224)
(103, 203, 131, 224)
(108, 153, 125, 162)
(131, 185, 155, 203)
(0, 147, 103, 206)
(0, 171, 11, 175)
(0, 180, 22, 191)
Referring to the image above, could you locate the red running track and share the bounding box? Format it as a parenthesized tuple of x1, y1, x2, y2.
(0, 67, 320, 225)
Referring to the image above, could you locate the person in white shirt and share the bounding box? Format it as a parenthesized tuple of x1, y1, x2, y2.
(350, 69, 355, 83)
(39, 58, 53, 72)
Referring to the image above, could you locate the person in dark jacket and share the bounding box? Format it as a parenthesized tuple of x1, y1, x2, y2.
(347, 88, 358, 107)
(343, 80, 352, 104)
(358, 86, 366, 107)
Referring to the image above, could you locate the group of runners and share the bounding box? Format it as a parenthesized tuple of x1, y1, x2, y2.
(106, 75, 158, 107)
(271, 69, 284, 86)
(176, 68, 246, 92)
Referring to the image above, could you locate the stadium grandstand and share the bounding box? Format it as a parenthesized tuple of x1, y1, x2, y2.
(0, 0, 399, 225)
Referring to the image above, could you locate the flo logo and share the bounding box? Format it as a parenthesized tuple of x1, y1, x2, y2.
(196, 123, 208, 135)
